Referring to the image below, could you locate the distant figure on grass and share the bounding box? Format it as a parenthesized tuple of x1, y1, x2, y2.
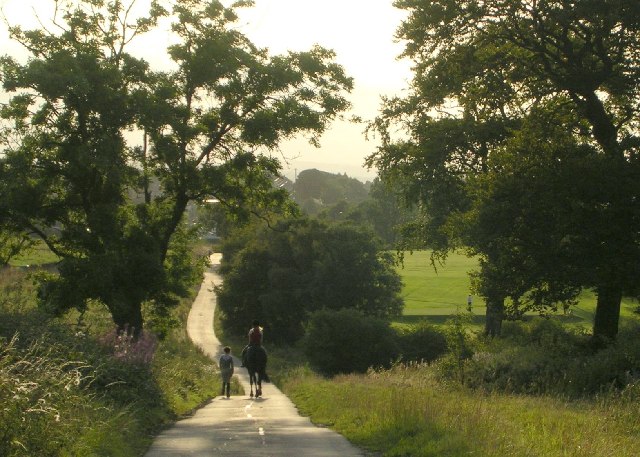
(219, 346, 234, 398)
(242, 320, 269, 398)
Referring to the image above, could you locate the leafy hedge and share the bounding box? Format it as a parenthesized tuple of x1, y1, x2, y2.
(395, 320, 448, 364)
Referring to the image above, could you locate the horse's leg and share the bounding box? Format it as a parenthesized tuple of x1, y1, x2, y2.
(256, 373, 262, 398)
(249, 372, 255, 398)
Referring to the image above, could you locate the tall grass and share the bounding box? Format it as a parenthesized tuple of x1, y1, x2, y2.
(283, 364, 640, 457)
(274, 314, 640, 456)
(0, 266, 226, 456)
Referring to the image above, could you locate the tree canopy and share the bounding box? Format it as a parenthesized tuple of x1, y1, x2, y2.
(216, 218, 404, 343)
(0, 0, 352, 334)
(291, 168, 370, 215)
(369, 0, 640, 338)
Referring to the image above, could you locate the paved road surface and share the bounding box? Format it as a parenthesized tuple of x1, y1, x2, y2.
(145, 254, 366, 456)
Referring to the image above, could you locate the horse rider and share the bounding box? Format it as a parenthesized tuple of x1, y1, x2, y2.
(242, 319, 263, 366)
(248, 319, 263, 346)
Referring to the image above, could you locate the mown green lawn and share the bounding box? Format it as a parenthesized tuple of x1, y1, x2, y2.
(8, 240, 59, 267)
(396, 250, 640, 329)
(397, 251, 482, 322)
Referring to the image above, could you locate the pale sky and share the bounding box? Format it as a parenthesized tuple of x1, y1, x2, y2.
(0, 0, 412, 182)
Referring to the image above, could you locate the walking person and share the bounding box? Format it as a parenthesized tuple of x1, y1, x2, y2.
(219, 346, 234, 398)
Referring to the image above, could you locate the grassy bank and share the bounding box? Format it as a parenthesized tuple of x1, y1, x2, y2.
(282, 364, 640, 457)
(0, 263, 229, 456)
(268, 251, 640, 456)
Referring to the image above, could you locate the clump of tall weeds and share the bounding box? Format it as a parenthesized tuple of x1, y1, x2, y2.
(99, 326, 159, 365)
(0, 334, 122, 456)
(0, 267, 220, 456)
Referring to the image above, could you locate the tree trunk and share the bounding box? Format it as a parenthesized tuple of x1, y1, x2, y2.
(593, 284, 622, 341)
(160, 194, 189, 263)
(484, 294, 505, 337)
(111, 301, 144, 339)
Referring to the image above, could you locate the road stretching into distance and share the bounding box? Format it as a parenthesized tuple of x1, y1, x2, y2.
(144, 253, 367, 457)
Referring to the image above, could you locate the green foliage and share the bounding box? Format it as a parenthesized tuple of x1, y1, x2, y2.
(394, 320, 448, 364)
(1, 0, 352, 334)
(216, 218, 404, 343)
(0, 268, 223, 456)
(434, 319, 640, 397)
(311, 177, 417, 250)
(292, 169, 369, 215)
(435, 312, 476, 384)
(0, 230, 35, 266)
(349, 177, 415, 248)
(303, 308, 399, 375)
(370, 0, 640, 338)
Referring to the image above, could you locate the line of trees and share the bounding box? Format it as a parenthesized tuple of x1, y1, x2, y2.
(0, 0, 352, 335)
(369, 0, 640, 340)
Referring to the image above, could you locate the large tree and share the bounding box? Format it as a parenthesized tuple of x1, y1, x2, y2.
(369, 0, 640, 338)
(216, 218, 404, 343)
(0, 0, 352, 334)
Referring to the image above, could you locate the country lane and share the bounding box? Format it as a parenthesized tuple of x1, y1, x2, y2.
(144, 253, 366, 457)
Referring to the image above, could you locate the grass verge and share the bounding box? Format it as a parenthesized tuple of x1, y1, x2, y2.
(0, 265, 224, 456)
(282, 364, 640, 457)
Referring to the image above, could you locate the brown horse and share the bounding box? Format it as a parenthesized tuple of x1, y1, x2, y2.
(244, 345, 269, 398)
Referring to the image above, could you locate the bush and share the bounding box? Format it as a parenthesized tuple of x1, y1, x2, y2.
(437, 318, 640, 397)
(303, 308, 399, 376)
(500, 318, 582, 347)
(395, 320, 448, 363)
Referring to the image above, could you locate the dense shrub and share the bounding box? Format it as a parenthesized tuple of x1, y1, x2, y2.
(303, 308, 399, 375)
(436, 318, 640, 397)
(395, 320, 448, 363)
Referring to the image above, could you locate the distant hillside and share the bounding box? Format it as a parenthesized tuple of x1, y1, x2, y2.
(291, 169, 370, 214)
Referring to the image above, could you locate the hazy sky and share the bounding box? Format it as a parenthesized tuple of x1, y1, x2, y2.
(0, 0, 412, 182)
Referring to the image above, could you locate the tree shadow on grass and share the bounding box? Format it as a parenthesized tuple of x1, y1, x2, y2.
(396, 314, 486, 326)
(397, 312, 589, 327)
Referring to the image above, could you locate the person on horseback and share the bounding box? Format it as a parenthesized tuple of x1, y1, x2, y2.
(248, 319, 263, 346)
(242, 320, 263, 367)
(243, 320, 269, 396)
